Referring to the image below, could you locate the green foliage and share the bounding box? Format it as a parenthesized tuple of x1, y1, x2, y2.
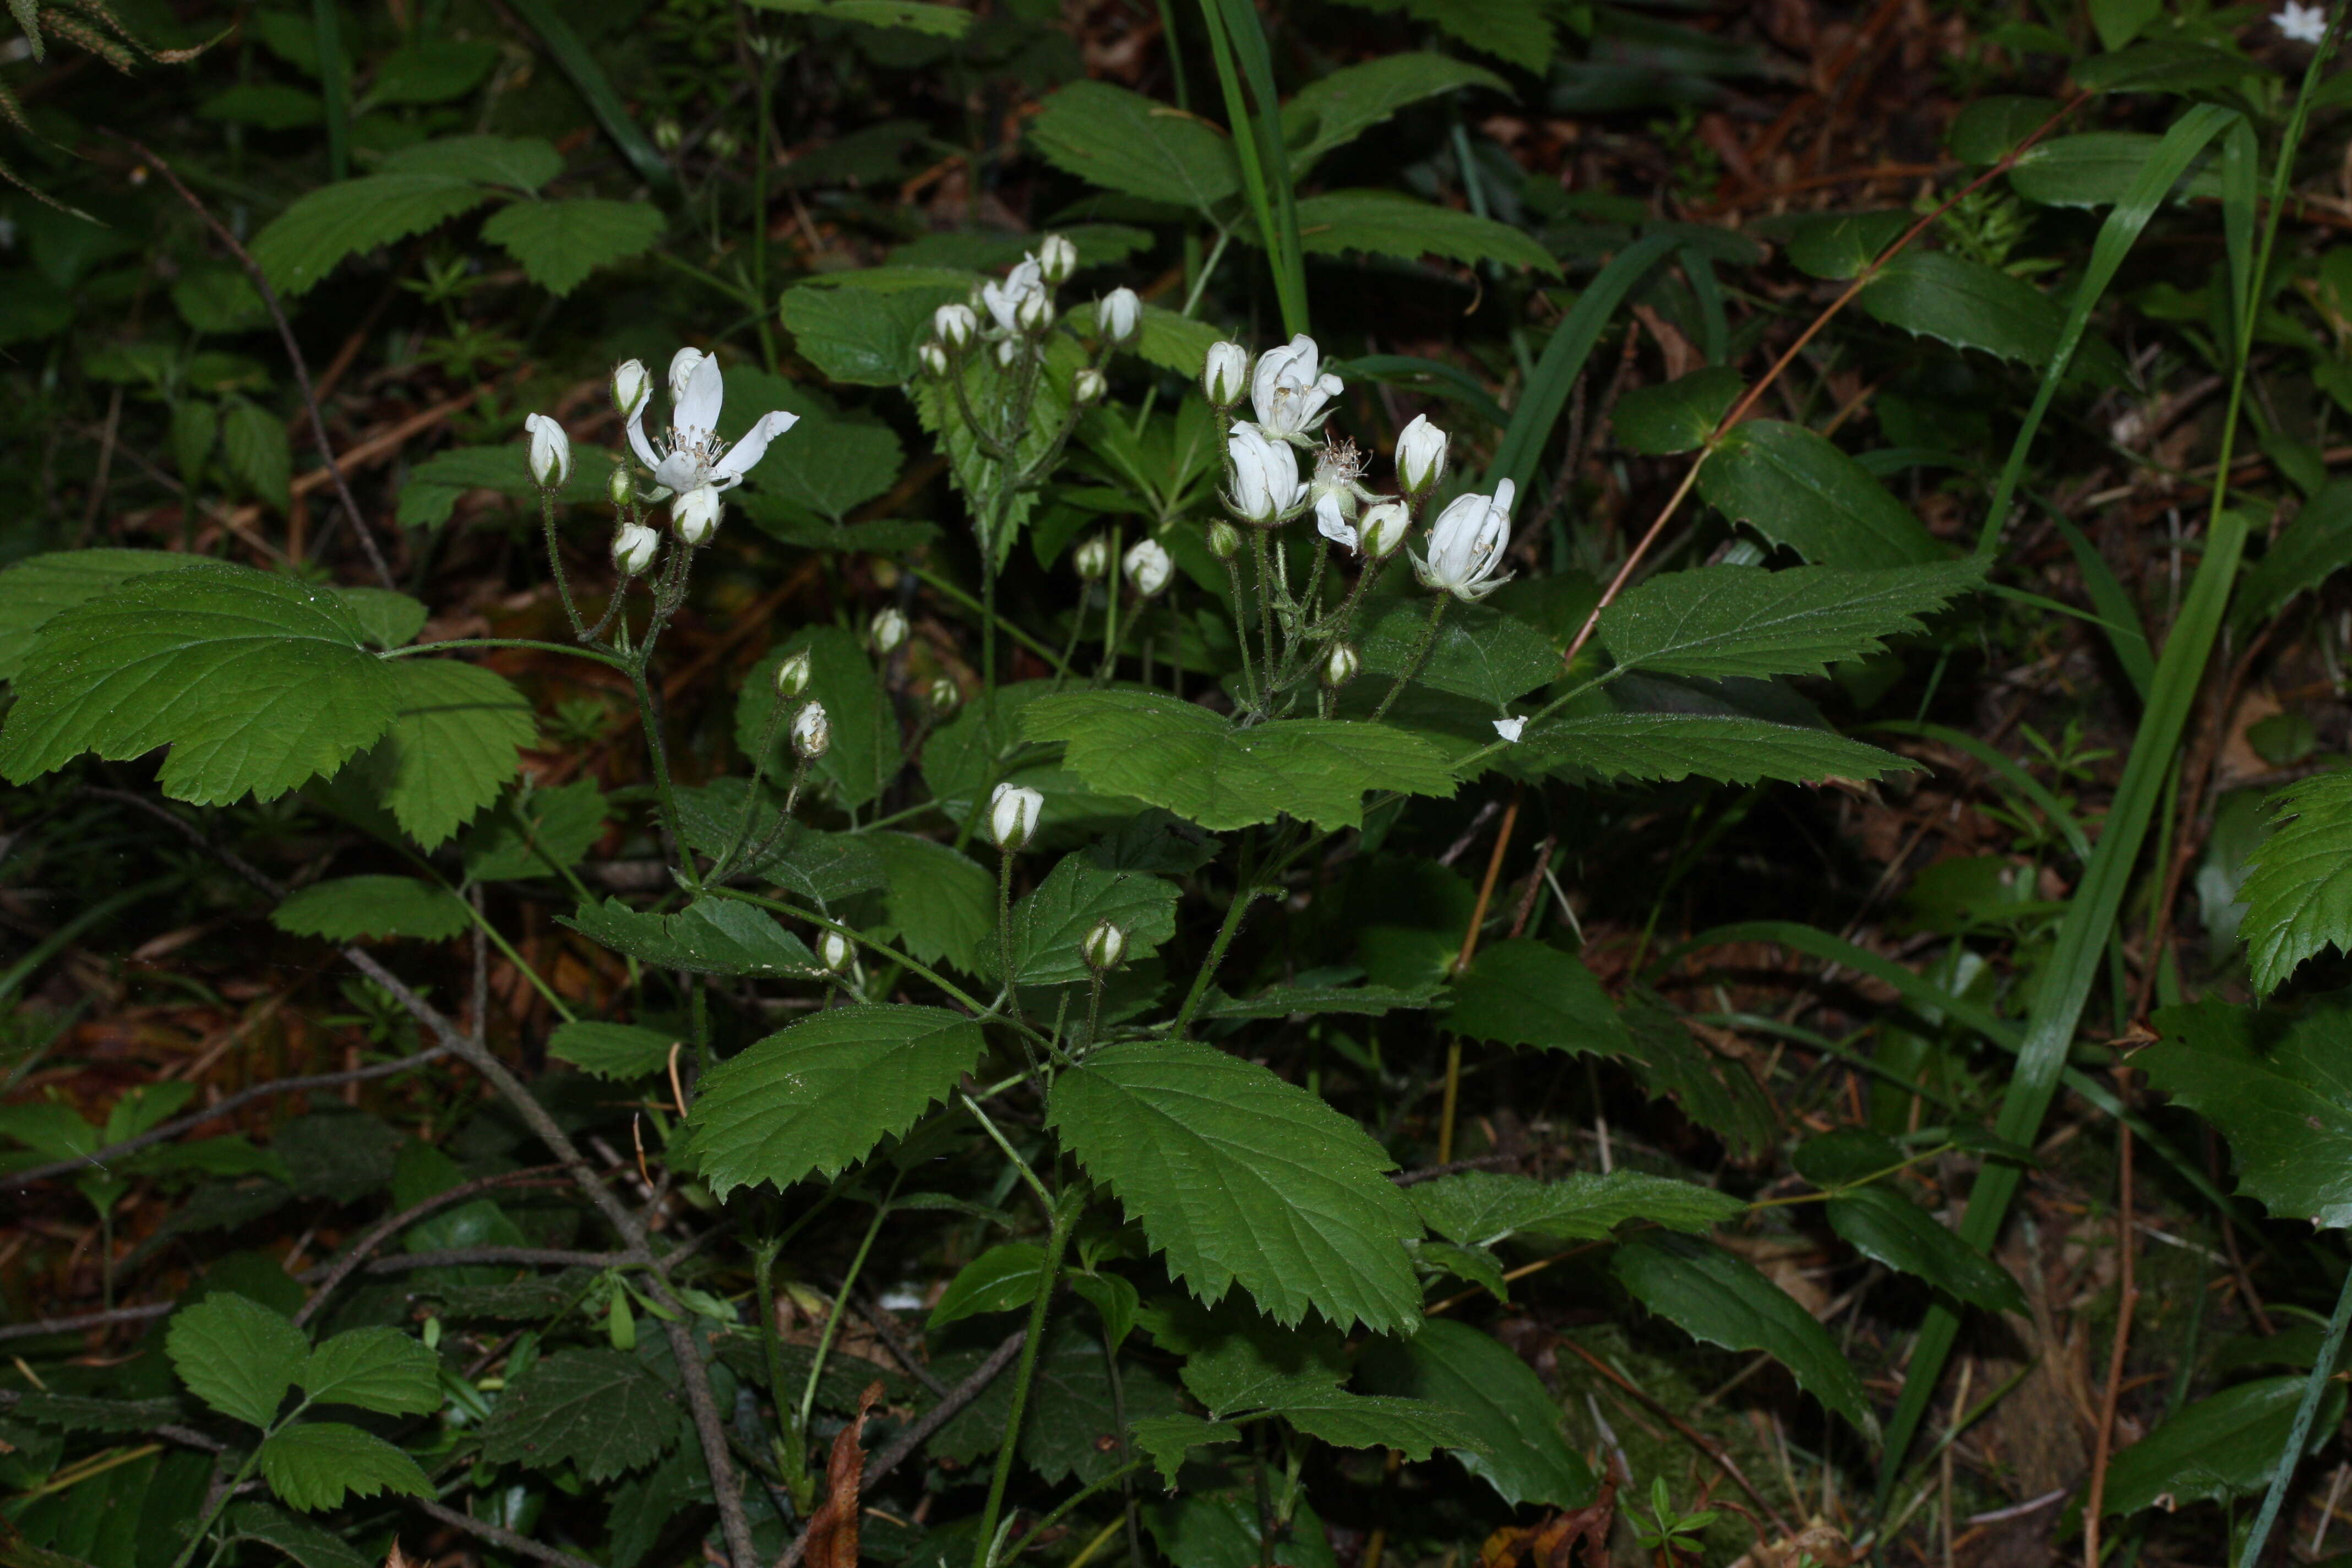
(1283, 53, 1508, 169)
(480, 198, 664, 295)
(370, 660, 537, 847)
(2097, 1376, 2342, 1517)
(2237, 773, 2352, 993)
(562, 897, 823, 978)
(1289, 191, 1561, 275)
(1357, 1318, 1596, 1508)
(298, 1326, 442, 1414)
(1598, 561, 1982, 680)
(0, 549, 212, 682)
(1409, 1169, 1744, 1246)
(1612, 366, 1745, 455)
(271, 876, 469, 942)
(257, 1422, 432, 1511)
(548, 1019, 677, 1080)
(1028, 81, 1241, 213)
(993, 853, 1179, 986)
(478, 1347, 678, 1481)
(1525, 712, 1912, 786)
(1824, 1186, 2028, 1314)
(1696, 421, 1943, 567)
(2139, 995, 2352, 1226)
(166, 1293, 307, 1428)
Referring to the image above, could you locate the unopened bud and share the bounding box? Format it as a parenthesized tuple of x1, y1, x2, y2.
(1072, 536, 1112, 580)
(607, 463, 633, 508)
(707, 127, 739, 159)
(775, 647, 813, 697)
(989, 782, 1043, 851)
(612, 522, 658, 576)
(1395, 413, 1449, 496)
(870, 607, 910, 656)
(918, 342, 951, 380)
(1072, 367, 1107, 406)
(820, 931, 853, 972)
(1099, 287, 1141, 347)
(672, 484, 723, 545)
(933, 302, 977, 350)
(1082, 920, 1126, 972)
(1202, 341, 1249, 408)
(1123, 538, 1172, 597)
(1359, 501, 1411, 560)
(1322, 642, 1360, 689)
(524, 413, 570, 489)
(995, 340, 1023, 368)
(1036, 232, 1078, 285)
(653, 119, 683, 152)
(1207, 520, 1243, 561)
(927, 676, 961, 715)
(612, 359, 651, 424)
(791, 700, 831, 760)
(1015, 288, 1054, 335)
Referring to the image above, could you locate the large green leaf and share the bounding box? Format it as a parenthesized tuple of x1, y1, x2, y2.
(1028, 81, 1240, 211)
(1409, 1169, 1743, 1247)
(371, 660, 536, 847)
(868, 831, 994, 973)
(1359, 597, 1560, 707)
(249, 173, 497, 297)
(0, 549, 214, 682)
(1282, 53, 1509, 170)
(1022, 689, 1457, 832)
(1357, 1318, 1596, 1509)
(2139, 995, 2352, 1226)
(1047, 1041, 1424, 1332)
(2237, 773, 2352, 994)
(1449, 938, 1630, 1054)
(561, 897, 822, 979)
(779, 268, 970, 386)
(2098, 1376, 2337, 1517)
(1613, 1234, 1877, 1436)
(0, 564, 401, 805)
(2008, 131, 2223, 209)
(1255, 1388, 1479, 1460)
(481, 198, 663, 295)
(547, 1020, 676, 1081)
(1289, 191, 1560, 276)
(1825, 1187, 2027, 1315)
(1523, 712, 1912, 786)
(994, 853, 1179, 987)
(1696, 421, 1942, 567)
(298, 1327, 441, 1416)
(272, 876, 470, 943)
(1612, 366, 1745, 455)
(478, 1348, 677, 1481)
(2234, 481, 2352, 633)
(1597, 560, 1982, 680)
(166, 1293, 309, 1428)
(257, 1422, 431, 1511)
(1856, 251, 2067, 368)
(686, 1005, 986, 1197)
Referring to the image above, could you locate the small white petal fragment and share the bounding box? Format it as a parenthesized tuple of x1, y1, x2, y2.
(1493, 716, 1526, 743)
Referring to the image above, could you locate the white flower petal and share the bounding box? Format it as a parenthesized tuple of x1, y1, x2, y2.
(1315, 493, 1359, 550)
(625, 400, 661, 470)
(654, 451, 706, 493)
(676, 353, 726, 439)
(713, 410, 800, 482)
(667, 347, 705, 402)
(1493, 717, 1526, 743)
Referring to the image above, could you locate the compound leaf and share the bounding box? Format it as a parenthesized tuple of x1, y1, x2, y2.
(1598, 560, 1983, 680)
(478, 1348, 677, 1481)
(166, 1293, 309, 1429)
(257, 1422, 432, 1511)
(300, 1326, 442, 1416)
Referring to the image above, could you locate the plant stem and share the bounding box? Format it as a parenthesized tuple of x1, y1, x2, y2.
(1371, 594, 1450, 721)
(541, 491, 589, 637)
(1250, 530, 1278, 711)
(1225, 553, 1261, 709)
(2239, 1251, 2352, 1566)
(752, 1237, 809, 1507)
(797, 1184, 899, 1442)
(972, 1188, 1086, 1568)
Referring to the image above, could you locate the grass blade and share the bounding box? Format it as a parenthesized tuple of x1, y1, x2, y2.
(1338, 353, 1511, 429)
(313, 0, 350, 181)
(1197, 0, 1308, 335)
(504, 0, 679, 200)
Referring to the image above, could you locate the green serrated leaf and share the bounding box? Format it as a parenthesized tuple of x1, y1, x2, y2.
(228, 1501, 373, 1568)
(299, 1326, 441, 1415)
(478, 1347, 677, 1481)
(0, 550, 214, 683)
(2239, 773, 2352, 994)
(1261, 1389, 1480, 1460)
(166, 1293, 309, 1428)
(548, 1020, 677, 1081)
(460, 780, 609, 882)
(1028, 81, 1240, 211)
(1598, 560, 1982, 680)
(1858, 251, 2077, 369)
(1047, 1041, 1423, 1333)
(333, 588, 426, 650)
(561, 897, 822, 978)
(1357, 1318, 1595, 1509)
(221, 398, 292, 510)
(1289, 190, 1560, 276)
(868, 831, 994, 973)
(2139, 994, 2352, 1226)
(1448, 938, 1631, 1055)
(1612, 366, 1745, 455)
(1523, 712, 1913, 785)
(2235, 480, 2352, 633)
(1409, 1169, 1743, 1248)
(1414, 1239, 1512, 1300)
(380, 134, 561, 190)
(779, 268, 970, 386)
(1613, 1234, 1877, 1436)
(995, 853, 1179, 988)
(0, 564, 400, 805)
(272, 876, 469, 943)
(687, 1004, 986, 1198)
(1358, 596, 1559, 707)
(1825, 1187, 2026, 1314)
(257, 1422, 432, 1511)
(1023, 689, 1457, 832)
(930, 1244, 1047, 1329)
(1282, 53, 1509, 171)
(1775, 210, 1910, 280)
(372, 660, 536, 847)
(1697, 420, 1942, 567)
(249, 173, 496, 298)
(482, 198, 664, 295)
(739, 627, 894, 809)
(2098, 1375, 2338, 1518)
(1129, 1413, 1242, 1488)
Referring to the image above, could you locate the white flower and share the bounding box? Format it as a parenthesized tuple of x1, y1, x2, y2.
(1037, 232, 1079, 284)
(1202, 341, 1250, 407)
(1308, 438, 1376, 551)
(1072, 367, 1107, 406)
(1072, 536, 1112, 579)
(1123, 538, 1173, 596)
(774, 647, 813, 696)
(628, 349, 799, 496)
(612, 521, 658, 576)
(989, 782, 1043, 850)
(1083, 919, 1125, 971)
(792, 700, 831, 760)
(671, 484, 724, 545)
(1322, 642, 1360, 688)
(2279, 1, 2329, 40)
(1227, 422, 1305, 526)
(1250, 334, 1343, 440)
(1359, 501, 1411, 559)
(611, 359, 651, 423)
(1412, 479, 1517, 602)
(877, 1286, 925, 1312)
(982, 256, 1047, 332)
(934, 302, 978, 350)
(820, 931, 853, 972)
(1100, 287, 1141, 346)
(870, 607, 908, 656)
(1493, 716, 1526, 743)
(1396, 413, 1448, 495)
(524, 412, 570, 488)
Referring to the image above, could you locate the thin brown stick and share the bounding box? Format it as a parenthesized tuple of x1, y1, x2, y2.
(0, 1300, 175, 1344)
(290, 1169, 571, 1329)
(2082, 1066, 2140, 1562)
(117, 136, 396, 591)
(409, 1496, 602, 1568)
(1438, 792, 1522, 1164)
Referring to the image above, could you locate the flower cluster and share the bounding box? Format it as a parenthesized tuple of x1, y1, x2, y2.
(918, 232, 1141, 380)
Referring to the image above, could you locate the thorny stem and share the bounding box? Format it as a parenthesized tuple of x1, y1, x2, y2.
(1249, 530, 1278, 715)
(1370, 594, 1449, 721)
(1224, 553, 1261, 708)
(540, 489, 589, 638)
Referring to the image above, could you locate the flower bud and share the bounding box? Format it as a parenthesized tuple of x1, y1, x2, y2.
(1207, 520, 1243, 560)
(775, 647, 813, 697)
(524, 412, 571, 489)
(668, 346, 706, 406)
(653, 119, 683, 151)
(792, 700, 831, 760)
(1226, 422, 1302, 527)
(1072, 367, 1107, 406)
(1202, 341, 1250, 407)
(1072, 536, 1112, 580)
(927, 676, 962, 715)
(1099, 287, 1141, 347)
(1395, 413, 1449, 496)
(707, 127, 739, 159)
(1322, 641, 1360, 689)
(989, 782, 1043, 851)
(1015, 288, 1054, 335)
(995, 340, 1023, 368)
(672, 483, 723, 545)
(1082, 920, 1126, 972)
(612, 360, 652, 424)
(1036, 232, 1078, 285)
(820, 930, 853, 972)
(1123, 538, 1173, 597)
(918, 342, 951, 380)
(870, 607, 909, 656)
(607, 463, 633, 508)
(612, 521, 658, 576)
(934, 302, 977, 350)
(1359, 500, 1411, 560)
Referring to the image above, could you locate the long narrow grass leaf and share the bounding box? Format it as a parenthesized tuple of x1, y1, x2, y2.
(1340, 354, 1511, 428)
(1488, 231, 1681, 492)
(505, 0, 679, 200)
(1214, 0, 1308, 333)
(2050, 512, 2156, 697)
(313, 0, 350, 181)
(1871, 721, 2093, 864)
(1197, 0, 1306, 335)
